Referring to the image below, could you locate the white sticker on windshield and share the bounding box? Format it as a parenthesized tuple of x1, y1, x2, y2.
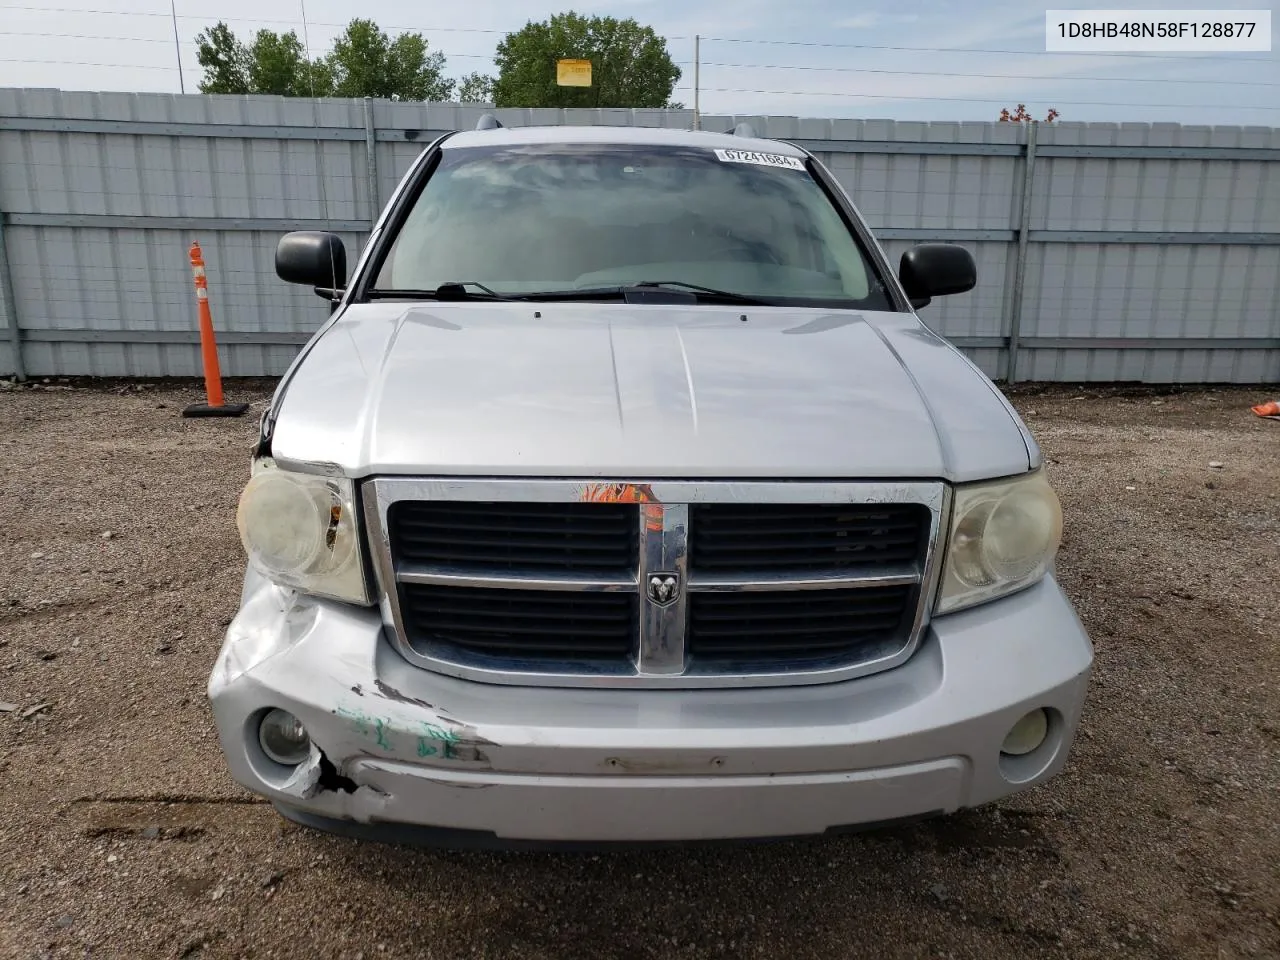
(714, 148, 806, 171)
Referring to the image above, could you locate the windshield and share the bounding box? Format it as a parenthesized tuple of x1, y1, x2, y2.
(370, 143, 894, 308)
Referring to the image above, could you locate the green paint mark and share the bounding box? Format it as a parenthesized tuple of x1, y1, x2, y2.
(336, 705, 370, 737)
(416, 721, 459, 759)
(338, 705, 392, 750)
(373, 717, 391, 750)
(419, 722, 460, 744)
(338, 704, 464, 758)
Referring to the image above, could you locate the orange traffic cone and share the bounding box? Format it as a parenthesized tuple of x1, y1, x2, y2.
(1251, 400, 1280, 419)
(182, 241, 249, 418)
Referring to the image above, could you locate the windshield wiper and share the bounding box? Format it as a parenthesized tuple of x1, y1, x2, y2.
(632, 281, 772, 304)
(521, 281, 772, 305)
(366, 282, 520, 301)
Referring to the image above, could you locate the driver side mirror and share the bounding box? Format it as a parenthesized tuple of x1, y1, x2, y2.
(898, 243, 976, 310)
(276, 231, 347, 302)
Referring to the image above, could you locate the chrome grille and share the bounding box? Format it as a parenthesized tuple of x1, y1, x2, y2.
(365, 480, 948, 689)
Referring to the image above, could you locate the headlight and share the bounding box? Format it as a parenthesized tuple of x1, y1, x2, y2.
(235, 460, 371, 604)
(936, 469, 1063, 614)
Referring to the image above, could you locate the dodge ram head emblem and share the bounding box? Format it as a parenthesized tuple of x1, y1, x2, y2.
(647, 573, 679, 606)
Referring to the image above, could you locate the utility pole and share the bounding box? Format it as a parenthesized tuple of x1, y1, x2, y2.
(170, 0, 185, 94)
(693, 35, 700, 130)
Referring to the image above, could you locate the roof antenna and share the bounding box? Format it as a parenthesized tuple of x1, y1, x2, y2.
(476, 113, 504, 130)
(730, 121, 757, 138)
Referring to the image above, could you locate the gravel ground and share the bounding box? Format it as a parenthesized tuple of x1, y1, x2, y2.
(1, 378, 1278, 960)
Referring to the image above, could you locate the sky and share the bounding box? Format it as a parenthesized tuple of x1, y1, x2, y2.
(0, 0, 1276, 125)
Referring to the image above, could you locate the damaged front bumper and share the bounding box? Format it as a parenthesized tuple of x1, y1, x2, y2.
(208, 569, 1093, 846)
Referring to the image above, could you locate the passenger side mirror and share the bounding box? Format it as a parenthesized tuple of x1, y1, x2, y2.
(276, 231, 347, 300)
(898, 244, 976, 310)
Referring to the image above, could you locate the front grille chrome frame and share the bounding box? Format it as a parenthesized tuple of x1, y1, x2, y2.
(364, 478, 950, 689)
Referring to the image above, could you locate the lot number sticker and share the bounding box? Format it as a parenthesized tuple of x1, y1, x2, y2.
(714, 149, 806, 171)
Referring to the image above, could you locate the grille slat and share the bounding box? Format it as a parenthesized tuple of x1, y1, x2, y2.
(402, 546, 627, 565)
(692, 610, 905, 633)
(693, 536, 922, 555)
(690, 503, 929, 573)
(400, 583, 636, 660)
(690, 639, 870, 655)
(391, 501, 637, 574)
(688, 586, 915, 663)
(398, 520, 631, 537)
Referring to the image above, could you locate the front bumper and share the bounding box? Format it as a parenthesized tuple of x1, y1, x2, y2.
(208, 571, 1093, 845)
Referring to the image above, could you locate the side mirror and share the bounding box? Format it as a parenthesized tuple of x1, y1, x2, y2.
(898, 243, 976, 310)
(276, 231, 347, 299)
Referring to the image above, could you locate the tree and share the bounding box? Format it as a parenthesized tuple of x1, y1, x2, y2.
(195, 18, 451, 100)
(246, 29, 332, 97)
(195, 22, 250, 94)
(999, 104, 1060, 123)
(326, 19, 454, 101)
(492, 13, 681, 108)
(457, 72, 496, 103)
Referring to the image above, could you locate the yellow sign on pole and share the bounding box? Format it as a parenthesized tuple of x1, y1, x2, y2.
(556, 58, 592, 87)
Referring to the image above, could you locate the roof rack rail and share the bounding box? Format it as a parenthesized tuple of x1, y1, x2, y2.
(728, 121, 758, 138)
(475, 113, 504, 130)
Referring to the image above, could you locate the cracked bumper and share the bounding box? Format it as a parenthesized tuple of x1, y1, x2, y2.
(208, 570, 1093, 844)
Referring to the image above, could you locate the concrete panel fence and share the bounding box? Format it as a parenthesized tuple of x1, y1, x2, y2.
(1, 88, 1277, 383)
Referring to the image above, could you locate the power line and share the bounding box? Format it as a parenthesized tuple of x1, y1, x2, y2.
(693, 87, 1280, 111)
(0, 54, 498, 69)
(2, 33, 1262, 87)
(3, 51, 1261, 102)
(0, 32, 1262, 88)
(699, 61, 1280, 87)
(0, 6, 505, 34)
(0, 30, 173, 43)
(0, 6, 1271, 115)
(0, 58, 177, 71)
(0, 4, 686, 41)
(698, 35, 1275, 64)
(1, 4, 1270, 63)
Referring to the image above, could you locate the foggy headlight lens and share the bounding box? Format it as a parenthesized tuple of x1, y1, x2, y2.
(236, 461, 370, 604)
(937, 469, 1062, 614)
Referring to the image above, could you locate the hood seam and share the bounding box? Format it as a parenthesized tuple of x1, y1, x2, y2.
(864, 320, 955, 479)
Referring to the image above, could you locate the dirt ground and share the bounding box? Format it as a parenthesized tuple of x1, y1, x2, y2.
(1, 378, 1277, 960)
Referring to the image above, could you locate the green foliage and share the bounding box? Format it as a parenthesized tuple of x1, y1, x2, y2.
(195, 18, 453, 101)
(195, 22, 250, 95)
(457, 72, 496, 104)
(247, 30, 332, 97)
(492, 12, 681, 108)
(326, 19, 454, 101)
(195, 12, 679, 106)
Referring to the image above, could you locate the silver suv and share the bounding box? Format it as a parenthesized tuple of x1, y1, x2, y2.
(208, 121, 1093, 846)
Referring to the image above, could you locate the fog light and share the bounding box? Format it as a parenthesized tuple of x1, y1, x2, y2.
(1001, 708, 1049, 757)
(258, 708, 311, 766)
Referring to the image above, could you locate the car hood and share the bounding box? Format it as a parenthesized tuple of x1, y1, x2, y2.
(268, 302, 1034, 483)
